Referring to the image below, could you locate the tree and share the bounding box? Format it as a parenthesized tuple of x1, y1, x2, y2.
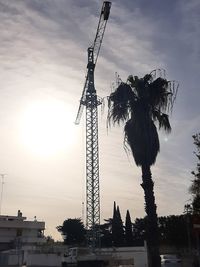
(159, 215, 189, 247)
(189, 133, 200, 214)
(100, 218, 113, 247)
(112, 202, 124, 246)
(132, 215, 192, 248)
(45, 235, 54, 244)
(111, 201, 117, 245)
(125, 210, 133, 246)
(116, 205, 124, 246)
(107, 71, 177, 267)
(57, 218, 86, 245)
(132, 217, 146, 246)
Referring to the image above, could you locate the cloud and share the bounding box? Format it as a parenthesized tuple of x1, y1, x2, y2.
(0, 0, 199, 239)
(178, 0, 200, 63)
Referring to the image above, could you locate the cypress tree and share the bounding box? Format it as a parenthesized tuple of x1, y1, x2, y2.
(113, 201, 117, 218)
(116, 205, 124, 246)
(112, 201, 117, 246)
(112, 202, 124, 246)
(125, 210, 133, 246)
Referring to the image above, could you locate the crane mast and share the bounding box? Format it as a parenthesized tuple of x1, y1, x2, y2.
(75, 1, 111, 249)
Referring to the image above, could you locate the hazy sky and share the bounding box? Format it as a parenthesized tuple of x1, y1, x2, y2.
(0, 0, 199, 240)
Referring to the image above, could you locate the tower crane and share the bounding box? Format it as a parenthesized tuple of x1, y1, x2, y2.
(75, 1, 111, 248)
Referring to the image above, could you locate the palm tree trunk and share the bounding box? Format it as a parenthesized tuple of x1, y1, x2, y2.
(141, 164, 161, 267)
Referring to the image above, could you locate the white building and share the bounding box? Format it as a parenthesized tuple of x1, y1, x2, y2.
(0, 210, 45, 251)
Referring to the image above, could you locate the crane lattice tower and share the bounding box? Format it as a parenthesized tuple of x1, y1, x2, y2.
(75, 1, 111, 249)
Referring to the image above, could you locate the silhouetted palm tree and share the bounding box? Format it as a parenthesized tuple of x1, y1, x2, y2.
(107, 71, 178, 267)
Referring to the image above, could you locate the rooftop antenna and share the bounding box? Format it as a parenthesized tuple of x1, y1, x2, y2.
(0, 174, 6, 215)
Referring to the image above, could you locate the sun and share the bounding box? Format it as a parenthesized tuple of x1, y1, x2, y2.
(20, 99, 77, 157)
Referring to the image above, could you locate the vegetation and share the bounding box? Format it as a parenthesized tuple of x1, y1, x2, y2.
(125, 210, 134, 246)
(99, 202, 135, 247)
(57, 218, 86, 245)
(132, 215, 192, 248)
(100, 212, 192, 248)
(45, 235, 55, 244)
(99, 202, 125, 247)
(132, 217, 146, 246)
(99, 218, 113, 247)
(189, 133, 200, 214)
(107, 71, 177, 267)
(57, 209, 193, 249)
(57, 203, 135, 247)
(112, 201, 124, 246)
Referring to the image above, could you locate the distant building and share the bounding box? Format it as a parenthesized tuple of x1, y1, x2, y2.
(0, 210, 45, 251)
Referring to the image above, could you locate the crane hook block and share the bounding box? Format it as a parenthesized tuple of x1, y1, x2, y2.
(103, 1, 111, 20)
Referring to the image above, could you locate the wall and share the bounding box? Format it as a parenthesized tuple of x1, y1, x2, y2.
(99, 247, 148, 267)
(27, 253, 61, 267)
(0, 246, 147, 267)
(0, 251, 61, 267)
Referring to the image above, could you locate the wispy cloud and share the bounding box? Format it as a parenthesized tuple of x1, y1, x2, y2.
(0, 0, 199, 239)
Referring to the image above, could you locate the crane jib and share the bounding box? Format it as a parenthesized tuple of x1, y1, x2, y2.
(103, 1, 111, 20)
(75, 1, 111, 125)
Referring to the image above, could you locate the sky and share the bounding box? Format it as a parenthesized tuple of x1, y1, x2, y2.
(0, 0, 199, 240)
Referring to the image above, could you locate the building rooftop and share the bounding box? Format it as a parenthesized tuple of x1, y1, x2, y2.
(0, 210, 26, 221)
(0, 210, 45, 230)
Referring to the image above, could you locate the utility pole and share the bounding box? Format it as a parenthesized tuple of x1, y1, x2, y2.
(0, 174, 6, 215)
(82, 201, 85, 224)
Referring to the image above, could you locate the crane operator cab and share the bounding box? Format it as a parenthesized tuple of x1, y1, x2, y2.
(103, 1, 111, 20)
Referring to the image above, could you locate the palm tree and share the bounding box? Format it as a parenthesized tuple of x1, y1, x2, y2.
(107, 70, 178, 267)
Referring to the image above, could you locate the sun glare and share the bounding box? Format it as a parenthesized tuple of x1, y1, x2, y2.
(20, 99, 76, 157)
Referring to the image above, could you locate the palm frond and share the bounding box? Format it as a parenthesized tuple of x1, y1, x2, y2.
(107, 83, 135, 125)
(167, 80, 179, 112)
(127, 75, 139, 87)
(127, 75, 141, 96)
(152, 109, 161, 122)
(149, 72, 178, 114)
(152, 110, 171, 133)
(143, 74, 153, 83)
(149, 77, 169, 111)
(150, 69, 166, 80)
(158, 114, 171, 133)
